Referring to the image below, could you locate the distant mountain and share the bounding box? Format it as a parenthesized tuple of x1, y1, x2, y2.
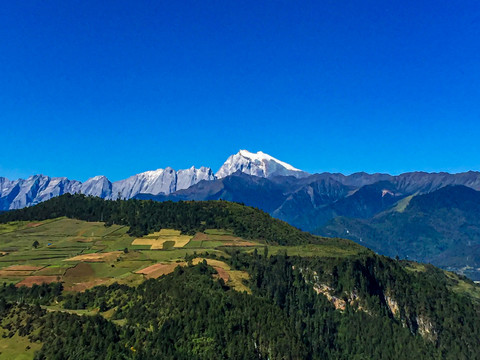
(317, 185, 480, 280)
(134, 170, 480, 234)
(111, 166, 215, 200)
(0, 166, 215, 210)
(0, 175, 81, 210)
(80, 176, 112, 198)
(0, 150, 304, 210)
(136, 171, 289, 213)
(216, 150, 309, 178)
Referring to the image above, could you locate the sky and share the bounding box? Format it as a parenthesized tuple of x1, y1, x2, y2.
(1, 1, 480, 182)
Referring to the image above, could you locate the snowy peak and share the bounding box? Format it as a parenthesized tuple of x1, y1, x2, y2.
(216, 150, 308, 179)
(0, 166, 216, 210)
(0, 175, 81, 210)
(112, 167, 177, 200)
(0, 150, 306, 210)
(238, 150, 301, 172)
(81, 176, 112, 198)
(111, 166, 216, 200)
(177, 166, 215, 191)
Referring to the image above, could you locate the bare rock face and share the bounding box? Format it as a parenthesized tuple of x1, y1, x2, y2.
(0, 175, 81, 210)
(416, 315, 438, 342)
(111, 167, 178, 200)
(80, 176, 112, 198)
(110, 166, 216, 200)
(385, 294, 400, 317)
(176, 166, 215, 191)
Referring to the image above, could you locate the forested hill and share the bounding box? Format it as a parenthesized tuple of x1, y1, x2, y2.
(2, 251, 480, 359)
(0, 194, 318, 245)
(1, 194, 480, 358)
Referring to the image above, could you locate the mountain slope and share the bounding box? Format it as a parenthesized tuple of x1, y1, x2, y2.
(136, 171, 289, 213)
(111, 166, 215, 200)
(0, 175, 82, 210)
(0, 149, 306, 210)
(318, 185, 480, 279)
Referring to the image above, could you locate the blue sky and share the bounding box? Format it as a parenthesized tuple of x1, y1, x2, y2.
(1, 1, 480, 181)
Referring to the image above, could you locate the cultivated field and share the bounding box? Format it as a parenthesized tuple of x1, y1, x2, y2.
(136, 262, 185, 279)
(0, 218, 261, 293)
(2, 218, 360, 296)
(132, 229, 192, 249)
(186, 229, 260, 248)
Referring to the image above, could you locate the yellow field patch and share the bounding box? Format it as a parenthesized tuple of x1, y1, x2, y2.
(192, 258, 231, 270)
(64, 251, 122, 262)
(229, 270, 251, 293)
(132, 229, 192, 249)
(150, 239, 172, 250)
(170, 236, 191, 248)
(191, 258, 250, 293)
(132, 238, 157, 245)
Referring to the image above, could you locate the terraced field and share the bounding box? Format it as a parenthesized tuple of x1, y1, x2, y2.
(0, 218, 264, 292)
(0, 218, 366, 295)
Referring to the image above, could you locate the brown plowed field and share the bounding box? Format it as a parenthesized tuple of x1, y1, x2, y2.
(213, 266, 229, 282)
(64, 278, 111, 292)
(15, 276, 59, 287)
(1, 265, 44, 271)
(26, 222, 42, 228)
(191, 232, 208, 241)
(136, 262, 186, 279)
(64, 262, 95, 279)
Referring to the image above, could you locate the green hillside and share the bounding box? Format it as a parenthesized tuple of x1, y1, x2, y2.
(0, 194, 322, 245)
(0, 196, 479, 359)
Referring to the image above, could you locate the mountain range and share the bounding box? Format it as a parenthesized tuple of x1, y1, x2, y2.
(3, 149, 480, 279)
(0, 150, 304, 210)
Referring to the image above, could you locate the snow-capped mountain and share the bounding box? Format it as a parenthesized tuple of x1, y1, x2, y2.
(0, 175, 81, 210)
(80, 176, 112, 198)
(111, 166, 215, 200)
(176, 166, 215, 191)
(216, 150, 309, 179)
(0, 166, 216, 210)
(0, 150, 305, 210)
